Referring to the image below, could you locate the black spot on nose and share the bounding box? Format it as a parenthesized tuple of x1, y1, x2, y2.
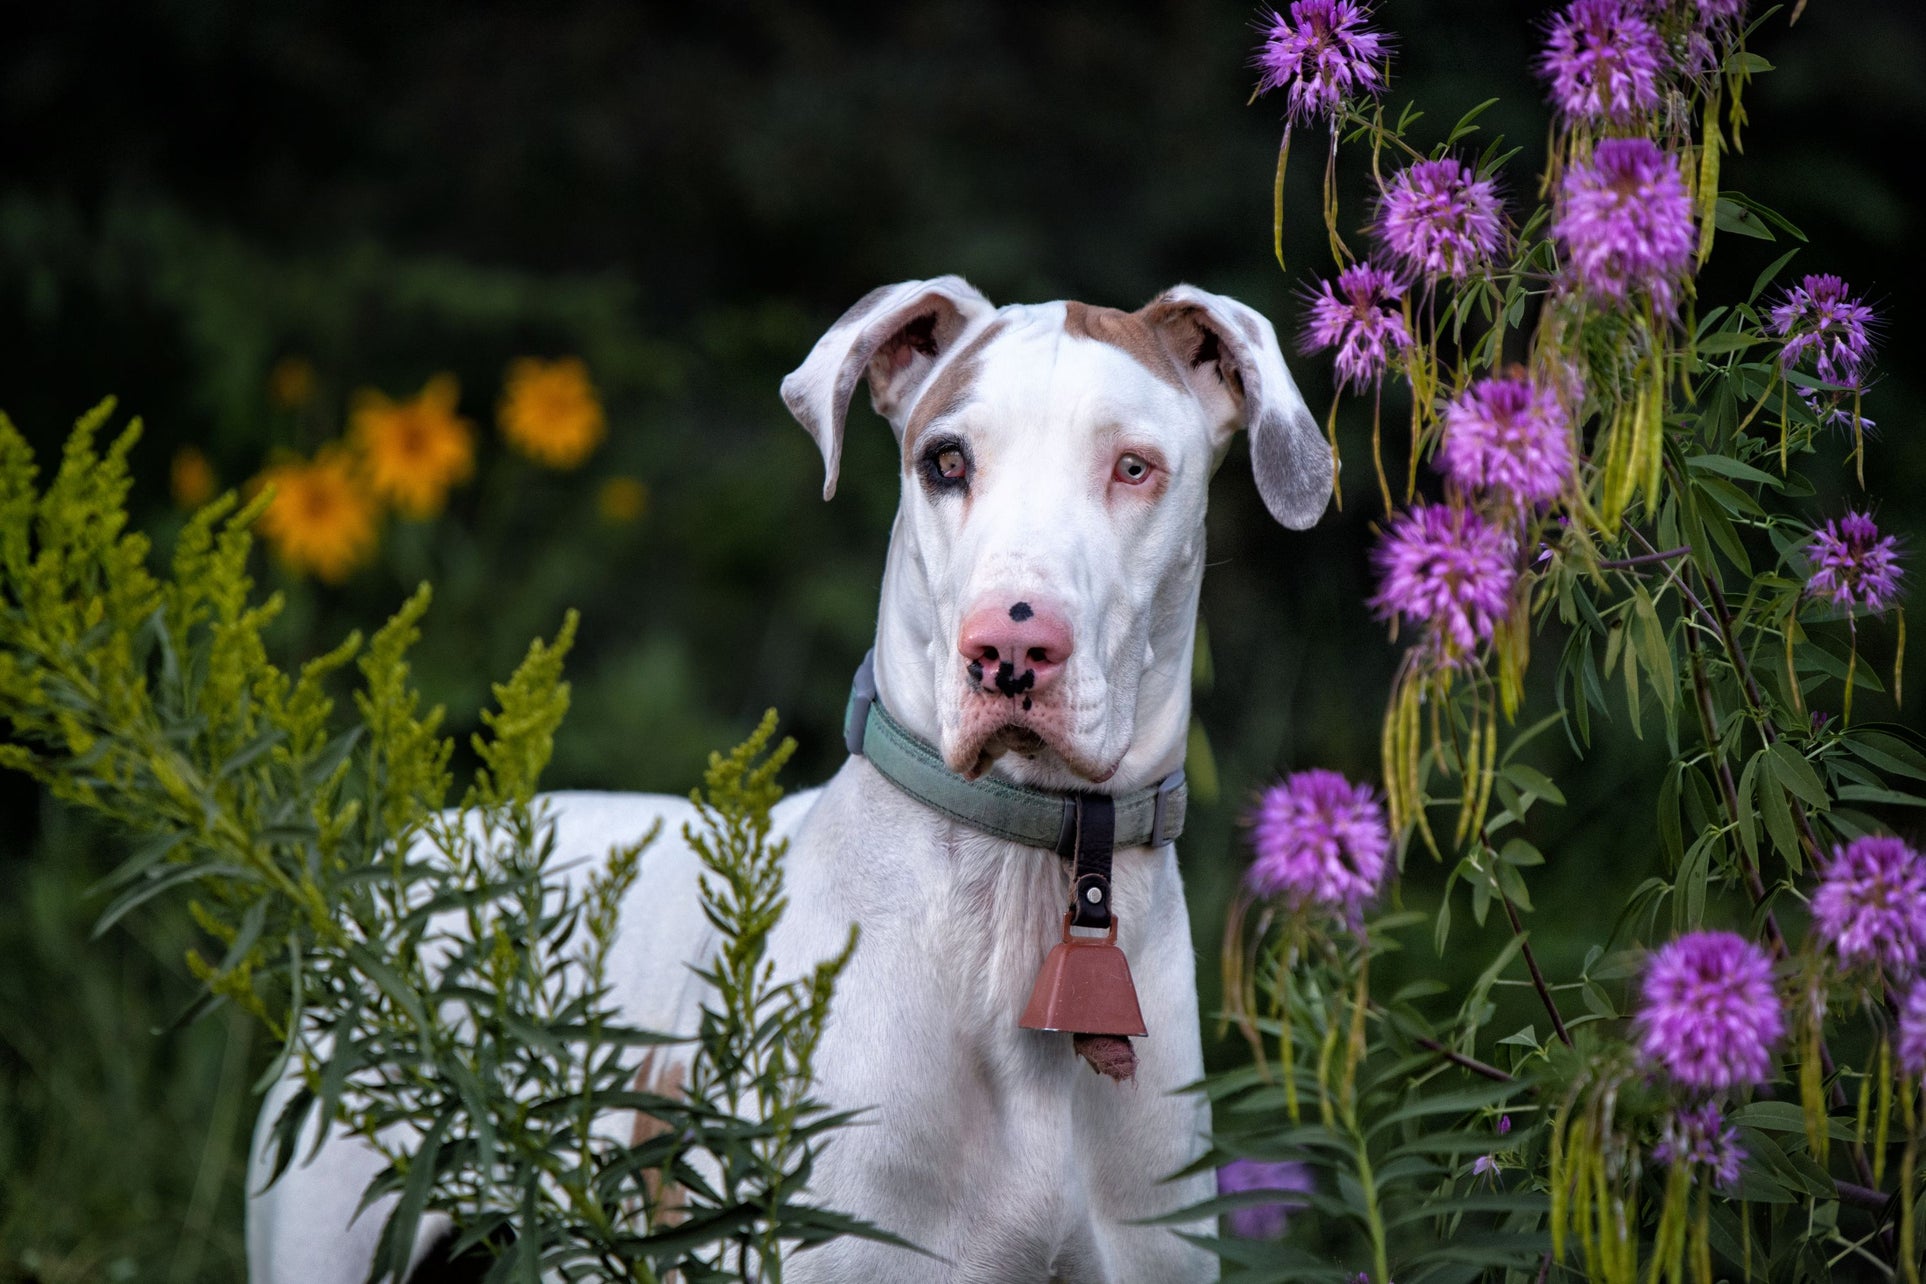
(994, 660, 1036, 698)
(1009, 601, 1034, 622)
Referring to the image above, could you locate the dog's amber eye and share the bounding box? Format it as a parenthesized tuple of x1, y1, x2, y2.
(1114, 453, 1152, 485)
(920, 439, 972, 493)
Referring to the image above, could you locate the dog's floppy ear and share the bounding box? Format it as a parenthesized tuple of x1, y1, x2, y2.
(780, 276, 997, 500)
(1141, 284, 1334, 530)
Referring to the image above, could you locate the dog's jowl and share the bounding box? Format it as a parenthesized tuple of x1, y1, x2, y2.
(246, 277, 1331, 1284)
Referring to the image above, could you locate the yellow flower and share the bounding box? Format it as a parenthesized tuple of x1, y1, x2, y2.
(349, 374, 476, 518)
(170, 446, 217, 510)
(268, 356, 317, 410)
(253, 447, 380, 583)
(596, 475, 649, 524)
(499, 357, 605, 469)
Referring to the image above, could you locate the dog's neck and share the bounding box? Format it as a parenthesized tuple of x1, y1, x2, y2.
(870, 512, 1197, 797)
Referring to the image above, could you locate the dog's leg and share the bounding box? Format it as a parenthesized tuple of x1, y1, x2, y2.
(245, 1070, 450, 1284)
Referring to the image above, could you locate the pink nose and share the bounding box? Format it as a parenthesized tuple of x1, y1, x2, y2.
(957, 599, 1074, 697)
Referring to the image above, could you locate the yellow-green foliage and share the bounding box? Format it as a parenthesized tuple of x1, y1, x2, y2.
(0, 403, 879, 1280)
(0, 401, 578, 1023)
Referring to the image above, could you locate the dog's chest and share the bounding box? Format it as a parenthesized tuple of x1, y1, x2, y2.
(936, 828, 1077, 1028)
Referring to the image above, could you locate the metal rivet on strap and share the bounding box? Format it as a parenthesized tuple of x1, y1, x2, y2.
(1085, 885, 1103, 903)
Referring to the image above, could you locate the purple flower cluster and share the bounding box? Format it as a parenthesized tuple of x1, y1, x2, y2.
(1303, 261, 1413, 390)
(1377, 158, 1507, 283)
(1771, 274, 1879, 423)
(1901, 983, 1926, 1080)
(1811, 835, 1926, 975)
(1552, 138, 1696, 317)
(1369, 503, 1517, 664)
(1806, 510, 1904, 614)
(1216, 1158, 1313, 1239)
(1246, 769, 1391, 918)
(1540, 0, 1668, 124)
(1653, 1102, 1745, 1190)
(1438, 373, 1573, 509)
(1253, 0, 1390, 125)
(1634, 931, 1784, 1091)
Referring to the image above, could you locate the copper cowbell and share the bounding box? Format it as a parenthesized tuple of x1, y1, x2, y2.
(1019, 912, 1148, 1037)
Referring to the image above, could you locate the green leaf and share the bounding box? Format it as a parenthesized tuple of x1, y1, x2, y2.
(376, 1110, 453, 1282)
(1693, 331, 1763, 355)
(1714, 195, 1776, 240)
(1841, 729, 1926, 782)
(1733, 756, 1762, 866)
(1756, 769, 1802, 870)
(1837, 784, 1926, 808)
(1750, 247, 1803, 303)
(1688, 451, 1782, 489)
(1497, 838, 1544, 867)
(1499, 763, 1565, 807)
(344, 942, 431, 1033)
(1723, 50, 1774, 74)
(1446, 97, 1500, 144)
(1764, 740, 1830, 810)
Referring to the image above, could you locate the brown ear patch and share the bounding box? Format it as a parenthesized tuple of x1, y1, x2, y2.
(902, 318, 1011, 463)
(1062, 301, 1185, 391)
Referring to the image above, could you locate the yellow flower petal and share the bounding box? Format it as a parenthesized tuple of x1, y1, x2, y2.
(350, 375, 476, 519)
(253, 446, 380, 583)
(499, 357, 605, 470)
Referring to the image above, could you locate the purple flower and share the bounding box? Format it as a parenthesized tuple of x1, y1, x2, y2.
(1303, 261, 1413, 390)
(1653, 1102, 1745, 1190)
(1369, 503, 1517, 665)
(1634, 931, 1784, 1091)
(1437, 373, 1573, 509)
(1240, 773, 1394, 912)
(1900, 983, 1926, 1079)
(1253, 1, 1391, 125)
(1540, 0, 1669, 124)
(1246, 769, 1391, 917)
(1810, 835, 1926, 974)
(1377, 158, 1508, 282)
(1806, 510, 1904, 614)
(1671, 0, 1745, 75)
(1217, 1158, 1313, 1239)
(1552, 138, 1696, 317)
(1771, 274, 1879, 425)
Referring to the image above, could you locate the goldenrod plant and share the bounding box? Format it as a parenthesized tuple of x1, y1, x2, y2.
(0, 404, 879, 1280)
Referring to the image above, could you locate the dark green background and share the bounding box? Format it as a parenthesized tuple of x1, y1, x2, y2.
(3, 2, 1922, 1278)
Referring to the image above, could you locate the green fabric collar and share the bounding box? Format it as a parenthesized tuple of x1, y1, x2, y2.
(843, 650, 1186, 853)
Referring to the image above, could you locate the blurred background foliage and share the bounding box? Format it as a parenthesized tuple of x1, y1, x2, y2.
(1, 1, 1921, 1278)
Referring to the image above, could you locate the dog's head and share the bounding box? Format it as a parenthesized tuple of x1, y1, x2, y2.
(783, 277, 1331, 793)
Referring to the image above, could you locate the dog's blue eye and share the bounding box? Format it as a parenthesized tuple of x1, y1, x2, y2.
(1114, 453, 1152, 485)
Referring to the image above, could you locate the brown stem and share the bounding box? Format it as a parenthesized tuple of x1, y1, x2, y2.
(1502, 893, 1573, 1048)
(1370, 1002, 1517, 1083)
(1598, 545, 1691, 571)
(1412, 1033, 1517, 1085)
(1663, 536, 1885, 1205)
(1685, 644, 1783, 949)
(1700, 569, 1826, 859)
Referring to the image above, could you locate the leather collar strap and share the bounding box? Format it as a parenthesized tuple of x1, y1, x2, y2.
(843, 649, 1186, 854)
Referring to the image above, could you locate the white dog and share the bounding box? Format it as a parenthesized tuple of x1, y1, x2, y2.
(247, 276, 1331, 1283)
